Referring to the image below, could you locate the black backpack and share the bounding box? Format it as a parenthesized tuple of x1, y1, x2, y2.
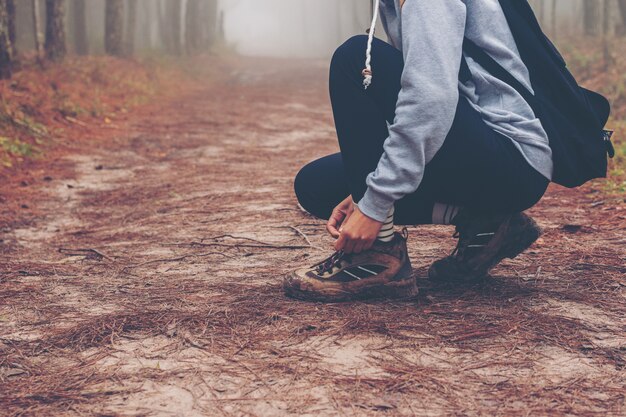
(459, 0, 614, 188)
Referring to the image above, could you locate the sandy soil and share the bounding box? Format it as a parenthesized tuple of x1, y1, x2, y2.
(1, 56, 625, 416)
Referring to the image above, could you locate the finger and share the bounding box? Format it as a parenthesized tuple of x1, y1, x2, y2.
(343, 210, 353, 225)
(362, 238, 375, 252)
(343, 236, 357, 254)
(340, 195, 353, 210)
(353, 240, 365, 254)
(326, 213, 338, 230)
(334, 233, 346, 251)
(355, 237, 373, 254)
(360, 237, 374, 253)
(326, 223, 340, 238)
(333, 209, 347, 224)
(327, 211, 345, 238)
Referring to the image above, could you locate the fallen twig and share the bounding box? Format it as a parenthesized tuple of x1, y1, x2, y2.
(123, 251, 234, 270)
(171, 242, 310, 250)
(287, 226, 324, 252)
(572, 263, 626, 273)
(58, 248, 111, 261)
(64, 116, 88, 127)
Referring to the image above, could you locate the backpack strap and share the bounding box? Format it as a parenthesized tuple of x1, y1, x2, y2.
(462, 37, 538, 110)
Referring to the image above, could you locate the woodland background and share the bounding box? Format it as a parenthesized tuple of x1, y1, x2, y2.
(0, 0, 625, 182)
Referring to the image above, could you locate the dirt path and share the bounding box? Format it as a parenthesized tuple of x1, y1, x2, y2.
(1, 57, 625, 416)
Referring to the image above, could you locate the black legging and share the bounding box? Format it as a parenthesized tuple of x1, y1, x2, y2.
(294, 35, 549, 225)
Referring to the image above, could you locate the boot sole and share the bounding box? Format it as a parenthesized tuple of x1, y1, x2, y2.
(284, 259, 418, 303)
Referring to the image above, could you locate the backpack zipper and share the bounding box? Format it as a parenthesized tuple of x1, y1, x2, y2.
(603, 130, 615, 158)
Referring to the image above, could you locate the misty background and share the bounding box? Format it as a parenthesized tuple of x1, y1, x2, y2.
(7, 0, 626, 61)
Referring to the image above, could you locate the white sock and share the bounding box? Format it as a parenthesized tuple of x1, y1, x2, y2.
(432, 202, 461, 225)
(377, 206, 395, 242)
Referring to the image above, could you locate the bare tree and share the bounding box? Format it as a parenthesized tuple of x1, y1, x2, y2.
(583, 0, 599, 36)
(168, 0, 183, 54)
(6, 0, 14, 53)
(44, 0, 66, 61)
(617, 0, 626, 35)
(125, 0, 137, 55)
(32, 0, 43, 59)
(0, 0, 13, 78)
(602, 0, 613, 69)
(206, 0, 219, 47)
(158, 0, 183, 54)
(105, 0, 124, 56)
(218, 9, 224, 43)
(185, 0, 202, 54)
(186, 0, 217, 54)
(601, 0, 610, 35)
(138, 0, 155, 51)
(158, 0, 173, 53)
(73, 0, 88, 55)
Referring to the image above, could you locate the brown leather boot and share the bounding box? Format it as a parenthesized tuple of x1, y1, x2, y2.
(284, 229, 417, 302)
(428, 209, 543, 282)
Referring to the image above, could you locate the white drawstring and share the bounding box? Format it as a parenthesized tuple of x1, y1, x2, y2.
(363, 0, 381, 90)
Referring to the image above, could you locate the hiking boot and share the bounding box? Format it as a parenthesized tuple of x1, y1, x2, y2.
(283, 229, 417, 302)
(428, 209, 542, 282)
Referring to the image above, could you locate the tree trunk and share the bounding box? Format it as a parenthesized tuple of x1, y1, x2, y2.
(44, 0, 66, 61)
(204, 0, 218, 48)
(6, 0, 14, 51)
(73, 0, 88, 55)
(185, 0, 201, 54)
(139, 0, 154, 51)
(218, 9, 224, 42)
(125, 0, 137, 55)
(158, 0, 172, 52)
(31, 0, 43, 59)
(602, 0, 612, 69)
(583, 0, 599, 36)
(105, 0, 124, 56)
(0, 0, 13, 78)
(603, 0, 611, 36)
(617, 0, 626, 35)
(168, 0, 182, 54)
(158, 0, 183, 54)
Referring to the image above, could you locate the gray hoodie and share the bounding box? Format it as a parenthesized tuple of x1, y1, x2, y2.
(357, 0, 554, 223)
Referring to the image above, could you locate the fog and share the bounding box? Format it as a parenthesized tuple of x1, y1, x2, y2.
(222, 0, 374, 58)
(11, 0, 626, 59)
(222, 0, 625, 57)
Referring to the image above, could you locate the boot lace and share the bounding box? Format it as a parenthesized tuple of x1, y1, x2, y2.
(450, 222, 498, 260)
(313, 250, 348, 275)
(450, 225, 470, 259)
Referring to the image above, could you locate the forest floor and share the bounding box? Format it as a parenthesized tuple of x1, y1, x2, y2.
(1, 55, 625, 416)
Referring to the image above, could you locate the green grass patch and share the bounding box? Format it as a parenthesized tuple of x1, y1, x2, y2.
(55, 94, 89, 119)
(0, 108, 48, 138)
(0, 137, 37, 167)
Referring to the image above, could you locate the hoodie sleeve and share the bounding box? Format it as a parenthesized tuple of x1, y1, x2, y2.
(357, 0, 467, 222)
